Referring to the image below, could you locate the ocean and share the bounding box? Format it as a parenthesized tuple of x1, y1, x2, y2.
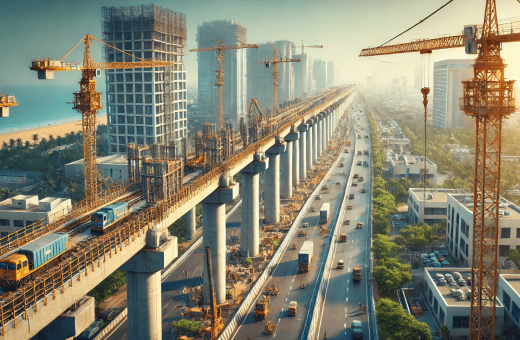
(0, 84, 107, 134)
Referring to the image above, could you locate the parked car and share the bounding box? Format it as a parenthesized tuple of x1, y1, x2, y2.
(467, 277, 472, 285)
(79, 320, 101, 340)
(453, 272, 463, 280)
(433, 261, 442, 267)
(420, 254, 429, 260)
(441, 260, 451, 267)
(457, 279, 466, 286)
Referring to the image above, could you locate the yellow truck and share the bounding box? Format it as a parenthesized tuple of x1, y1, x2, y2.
(255, 295, 270, 320)
(353, 266, 362, 281)
(289, 301, 297, 316)
(339, 234, 348, 242)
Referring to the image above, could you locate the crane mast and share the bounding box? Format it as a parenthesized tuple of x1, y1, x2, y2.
(359, 1, 517, 338)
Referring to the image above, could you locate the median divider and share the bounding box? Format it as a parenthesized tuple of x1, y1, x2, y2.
(301, 115, 357, 340)
(220, 142, 346, 340)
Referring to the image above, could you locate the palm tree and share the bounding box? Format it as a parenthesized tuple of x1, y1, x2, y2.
(16, 138, 22, 148)
(2, 142, 8, 150)
(0, 187, 19, 200)
(8, 139, 15, 149)
(56, 135, 62, 145)
(48, 134, 55, 146)
(97, 172, 113, 192)
(32, 133, 39, 144)
(64, 181, 78, 200)
(42, 173, 56, 196)
(24, 141, 30, 149)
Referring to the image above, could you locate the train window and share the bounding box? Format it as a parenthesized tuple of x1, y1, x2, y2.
(23, 261, 28, 267)
(7, 264, 15, 270)
(0, 263, 6, 270)
(17, 263, 21, 270)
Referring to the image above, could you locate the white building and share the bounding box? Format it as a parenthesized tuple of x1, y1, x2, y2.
(102, 5, 188, 154)
(65, 154, 128, 184)
(447, 194, 520, 268)
(499, 273, 520, 330)
(389, 155, 437, 183)
(0, 195, 71, 237)
(432, 59, 475, 129)
(407, 188, 456, 225)
(424, 267, 505, 336)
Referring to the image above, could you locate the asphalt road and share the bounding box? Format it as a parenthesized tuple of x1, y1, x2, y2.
(319, 105, 372, 340)
(231, 123, 355, 340)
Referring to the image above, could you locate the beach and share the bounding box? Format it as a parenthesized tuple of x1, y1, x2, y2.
(0, 116, 107, 146)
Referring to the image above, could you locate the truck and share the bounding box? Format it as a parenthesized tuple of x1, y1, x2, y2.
(353, 266, 362, 281)
(320, 203, 330, 224)
(255, 295, 270, 320)
(361, 188, 366, 193)
(364, 150, 369, 155)
(353, 174, 359, 178)
(349, 193, 355, 199)
(339, 234, 348, 242)
(288, 301, 297, 316)
(298, 241, 314, 273)
(337, 260, 345, 269)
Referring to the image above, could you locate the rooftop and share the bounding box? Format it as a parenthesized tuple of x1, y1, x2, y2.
(391, 155, 435, 167)
(0, 195, 69, 213)
(67, 154, 128, 166)
(409, 188, 457, 203)
(426, 268, 475, 307)
(450, 194, 520, 219)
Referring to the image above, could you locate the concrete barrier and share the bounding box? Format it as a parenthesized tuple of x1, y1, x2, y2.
(219, 130, 347, 340)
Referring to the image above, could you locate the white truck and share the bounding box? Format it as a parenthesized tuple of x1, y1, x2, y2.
(320, 203, 330, 224)
(298, 241, 314, 273)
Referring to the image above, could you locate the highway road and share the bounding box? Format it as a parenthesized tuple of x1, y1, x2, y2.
(319, 103, 372, 340)
(231, 122, 355, 340)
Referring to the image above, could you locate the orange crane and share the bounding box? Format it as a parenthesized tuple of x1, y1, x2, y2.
(292, 41, 323, 99)
(256, 49, 300, 115)
(190, 40, 258, 131)
(203, 246, 223, 339)
(360, 1, 517, 338)
(0, 94, 17, 118)
(30, 34, 176, 204)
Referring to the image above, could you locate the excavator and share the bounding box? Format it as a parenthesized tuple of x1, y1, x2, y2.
(186, 154, 204, 169)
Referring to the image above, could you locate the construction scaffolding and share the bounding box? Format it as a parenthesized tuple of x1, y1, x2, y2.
(141, 156, 183, 203)
(127, 143, 150, 183)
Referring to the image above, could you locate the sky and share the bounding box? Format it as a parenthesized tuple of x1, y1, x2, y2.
(2, 0, 520, 122)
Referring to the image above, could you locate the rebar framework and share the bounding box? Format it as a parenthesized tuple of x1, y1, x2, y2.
(141, 157, 183, 203)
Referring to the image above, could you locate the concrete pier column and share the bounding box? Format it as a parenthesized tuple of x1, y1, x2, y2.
(265, 138, 286, 224)
(305, 121, 313, 171)
(312, 117, 318, 165)
(282, 136, 296, 198)
(318, 114, 323, 156)
(329, 111, 333, 141)
(122, 233, 178, 340)
(298, 124, 309, 181)
(324, 114, 328, 148)
(287, 130, 300, 190)
(201, 174, 239, 304)
(240, 154, 268, 257)
(183, 207, 197, 240)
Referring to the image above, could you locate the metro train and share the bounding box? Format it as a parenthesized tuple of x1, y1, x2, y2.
(0, 233, 72, 290)
(90, 202, 131, 233)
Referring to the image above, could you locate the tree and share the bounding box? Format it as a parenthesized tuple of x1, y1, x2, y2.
(505, 248, 520, 269)
(245, 258, 253, 266)
(8, 138, 15, 149)
(168, 218, 188, 242)
(371, 234, 401, 260)
(32, 134, 39, 144)
(396, 223, 434, 247)
(376, 298, 432, 340)
(42, 173, 56, 196)
(88, 270, 126, 305)
(64, 181, 79, 200)
(172, 319, 202, 335)
(0, 187, 19, 200)
(373, 210, 391, 235)
(373, 258, 412, 296)
(97, 173, 113, 192)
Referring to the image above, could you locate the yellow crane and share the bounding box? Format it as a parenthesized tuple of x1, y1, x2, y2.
(190, 40, 258, 131)
(30, 34, 177, 204)
(203, 246, 223, 339)
(0, 94, 17, 118)
(360, 1, 518, 338)
(292, 41, 323, 99)
(256, 49, 300, 115)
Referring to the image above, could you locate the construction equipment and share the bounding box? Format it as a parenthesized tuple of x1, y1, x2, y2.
(353, 266, 362, 281)
(292, 243, 298, 250)
(30, 34, 175, 204)
(355, 222, 363, 229)
(255, 294, 270, 320)
(256, 49, 300, 115)
(202, 247, 223, 339)
(339, 234, 348, 242)
(264, 285, 280, 296)
(190, 40, 258, 130)
(300, 281, 306, 289)
(298, 230, 307, 237)
(360, 2, 519, 337)
(320, 203, 330, 223)
(0, 93, 17, 118)
(292, 41, 323, 99)
(264, 320, 275, 335)
(288, 301, 297, 316)
(298, 241, 313, 273)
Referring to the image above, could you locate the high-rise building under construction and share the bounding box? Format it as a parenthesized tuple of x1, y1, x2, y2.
(196, 20, 247, 127)
(293, 53, 313, 98)
(247, 40, 296, 114)
(102, 5, 188, 155)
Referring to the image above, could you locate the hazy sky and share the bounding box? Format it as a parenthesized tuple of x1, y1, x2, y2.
(2, 0, 520, 92)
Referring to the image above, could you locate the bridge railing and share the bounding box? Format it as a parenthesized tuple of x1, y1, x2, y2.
(0, 180, 140, 256)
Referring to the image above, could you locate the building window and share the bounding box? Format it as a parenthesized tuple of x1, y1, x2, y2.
(503, 290, 511, 310)
(428, 287, 433, 303)
(513, 302, 520, 323)
(13, 220, 24, 228)
(135, 73, 142, 82)
(0, 219, 9, 227)
(145, 106, 153, 115)
(501, 228, 511, 238)
(146, 127, 154, 136)
(136, 105, 143, 115)
(118, 115, 125, 124)
(433, 297, 438, 315)
(452, 316, 469, 328)
(439, 307, 445, 325)
(136, 126, 144, 135)
(499, 245, 510, 257)
(517, 228, 520, 238)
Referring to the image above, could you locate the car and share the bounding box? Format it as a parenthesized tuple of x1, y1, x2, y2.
(467, 277, 472, 285)
(437, 279, 447, 286)
(420, 254, 429, 260)
(441, 260, 451, 267)
(453, 272, 463, 280)
(351, 320, 363, 339)
(449, 280, 458, 287)
(437, 256, 445, 262)
(457, 279, 466, 286)
(428, 253, 436, 258)
(357, 161, 362, 165)
(352, 182, 358, 187)
(79, 320, 101, 339)
(445, 274, 453, 280)
(422, 260, 432, 267)
(433, 250, 440, 256)
(433, 261, 442, 267)
(435, 273, 445, 280)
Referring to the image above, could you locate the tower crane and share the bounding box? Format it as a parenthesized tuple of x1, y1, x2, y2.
(256, 49, 300, 115)
(360, 1, 517, 338)
(190, 40, 258, 131)
(30, 34, 177, 204)
(0, 94, 17, 118)
(292, 41, 323, 100)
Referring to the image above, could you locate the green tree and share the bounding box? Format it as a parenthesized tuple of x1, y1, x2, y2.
(172, 319, 202, 334)
(373, 210, 391, 235)
(505, 248, 520, 268)
(64, 181, 79, 201)
(245, 258, 253, 266)
(376, 298, 432, 340)
(32, 133, 39, 144)
(373, 258, 412, 295)
(371, 234, 401, 260)
(0, 187, 19, 200)
(168, 218, 188, 242)
(88, 270, 126, 305)
(97, 172, 113, 192)
(396, 223, 434, 247)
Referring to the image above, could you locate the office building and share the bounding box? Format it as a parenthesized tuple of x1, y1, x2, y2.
(327, 60, 334, 89)
(294, 53, 313, 98)
(407, 188, 456, 225)
(102, 5, 188, 154)
(389, 155, 437, 183)
(313, 59, 327, 93)
(247, 40, 296, 113)
(0, 195, 71, 237)
(432, 59, 475, 128)
(197, 20, 247, 127)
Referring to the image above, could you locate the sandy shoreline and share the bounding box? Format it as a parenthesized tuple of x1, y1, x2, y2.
(0, 116, 107, 146)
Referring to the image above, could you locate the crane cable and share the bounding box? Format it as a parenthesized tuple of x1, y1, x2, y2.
(378, 0, 454, 47)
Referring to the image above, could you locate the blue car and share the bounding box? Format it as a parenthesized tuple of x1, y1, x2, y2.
(441, 260, 451, 267)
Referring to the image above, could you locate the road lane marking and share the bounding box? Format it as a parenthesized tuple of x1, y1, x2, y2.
(292, 278, 294, 282)
(346, 297, 348, 302)
(348, 267, 350, 272)
(286, 298, 288, 302)
(344, 323, 347, 328)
